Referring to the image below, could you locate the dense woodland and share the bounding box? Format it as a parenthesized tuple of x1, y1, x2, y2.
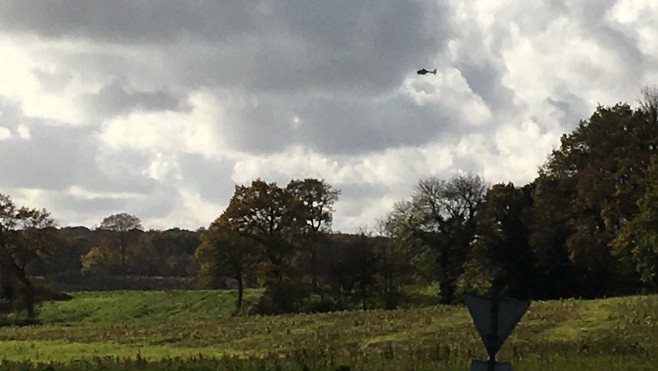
(2, 91, 658, 320)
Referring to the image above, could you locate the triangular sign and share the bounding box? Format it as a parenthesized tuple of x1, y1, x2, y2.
(470, 360, 512, 371)
(464, 295, 530, 358)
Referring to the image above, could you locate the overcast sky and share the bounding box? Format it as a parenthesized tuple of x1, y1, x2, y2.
(1, 0, 656, 232)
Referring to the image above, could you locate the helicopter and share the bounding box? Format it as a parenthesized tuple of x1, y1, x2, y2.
(417, 68, 437, 75)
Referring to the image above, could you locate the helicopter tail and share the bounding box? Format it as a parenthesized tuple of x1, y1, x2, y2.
(431, 69, 437, 74)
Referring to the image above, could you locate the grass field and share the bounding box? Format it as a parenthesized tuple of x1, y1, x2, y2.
(0, 290, 655, 370)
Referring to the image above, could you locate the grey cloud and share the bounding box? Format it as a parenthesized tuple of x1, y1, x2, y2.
(81, 81, 187, 118)
(509, 2, 569, 34)
(12, 0, 450, 94)
(132, 184, 180, 220)
(450, 136, 498, 175)
(266, 0, 449, 92)
(567, 0, 645, 86)
(91, 148, 157, 194)
(178, 153, 235, 205)
(296, 95, 455, 154)
(32, 68, 73, 93)
(49, 184, 178, 226)
(0, 122, 98, 190)
(545, 91, 590, 130)
(51, 193, 127, 215)
(336, 182, 392, 203)
(0, 1, 256, 44)
(0, 99, 23, 131)
(220, 94, 298, 154)
(588, 24, 645, 82)
(546, 0, 569, 13)
(0, 97, 157, 194)
(334, 184, 390, 220)
(449, 155, 485, 177)
(221, 93, 457, 155)
(0, 123, 158, 194)
(457, 58, 515, 111)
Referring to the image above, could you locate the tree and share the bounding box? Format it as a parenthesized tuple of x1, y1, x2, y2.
(216, 178, 340, 313)
(342, 233, 379, 310)
(80, 234, 122, 277)
(386, 174, 487, 304)
(541, 102, 658, 296)
(526, 175, 577, 298)
(133, 229, 199, 277)
(286, 179, 340, 233)
(638, 86, 658, 124)
(97, 213, 143, 272)
(376, 222, 414, 308)
(611, 156, 658, 292)
(464, 183, 534, 298)
(286, 179, 340, 296)
(223, 180, 302, 275)
(321, 233, 379, 310)
(0, 194, 61, 320)
(195, 218, 259, 312)
(37, 227, 94, 280)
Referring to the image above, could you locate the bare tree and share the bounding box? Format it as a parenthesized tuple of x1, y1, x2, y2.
(639, 86, 658, 124)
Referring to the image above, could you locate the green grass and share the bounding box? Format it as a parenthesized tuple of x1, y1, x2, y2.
(36, 289, 263, 324)
(0, 290, 655, 370)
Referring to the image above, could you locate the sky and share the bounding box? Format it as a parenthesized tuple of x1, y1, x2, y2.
(1, 0, 657, 233)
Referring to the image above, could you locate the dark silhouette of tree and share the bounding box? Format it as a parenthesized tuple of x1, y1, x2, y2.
(611, 156, 658, 292)
(134, 229, 199, 277)
(196, 218, 259, 312)
(541, 102, 658, 296)
(465, 183, 534, 298)
(344, 233, 379, 310)
(526, 175, 577, 298)
(322, 233, 379, 310)
(0, 194, 61, 320)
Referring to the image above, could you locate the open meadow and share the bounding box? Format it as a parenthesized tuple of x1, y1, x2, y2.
(0, 291, 655, 370)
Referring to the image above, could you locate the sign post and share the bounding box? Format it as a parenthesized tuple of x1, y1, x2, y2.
(463, 295, 530, 371)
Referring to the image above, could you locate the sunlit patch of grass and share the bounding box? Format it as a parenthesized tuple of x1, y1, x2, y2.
(36, 289, 264, 325)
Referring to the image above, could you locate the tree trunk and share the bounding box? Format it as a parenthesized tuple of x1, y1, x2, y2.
(310, 249, 323, 299)
(16, 269, 35, 320)
(119, 232, 128, 272)
(360, 271, 369, 310)
(235, 268, 244, 312)
(438, 279, 455, 305)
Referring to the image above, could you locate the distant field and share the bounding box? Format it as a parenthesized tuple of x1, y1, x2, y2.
(0, 290, 655, 370)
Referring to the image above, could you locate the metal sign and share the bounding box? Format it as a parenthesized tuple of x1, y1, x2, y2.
(470, 360, 512, 371)
(464, 295, 530, 361)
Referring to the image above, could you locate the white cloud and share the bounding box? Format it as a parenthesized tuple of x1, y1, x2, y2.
(0, 35, 93, 125)
(100, 91, 224, 157)
(16, 124, 30, 139)
(0, 126, 10, 139)
(147, 188, 223, 231)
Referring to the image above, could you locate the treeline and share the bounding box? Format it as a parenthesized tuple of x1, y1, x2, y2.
(37, 223, 200, 290)
(2, 91, 658, 319)
(194, 92, 658, 313)
(387, 93, 658, 304)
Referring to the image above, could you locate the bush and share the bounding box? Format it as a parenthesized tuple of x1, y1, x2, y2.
(251, 280, 309, 315)
(300, 297, 346, 313)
